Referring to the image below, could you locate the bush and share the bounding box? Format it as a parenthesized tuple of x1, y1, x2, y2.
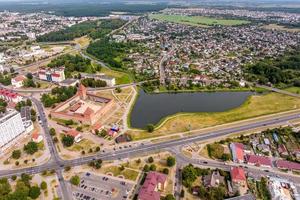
(70, 175, 80, 186)
(12, 149, 21, 159)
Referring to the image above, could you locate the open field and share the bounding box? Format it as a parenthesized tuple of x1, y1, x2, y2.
(100, 67, 133, 85)
(74, 36, 91, 48)
(149, 14, 250, 27)
(127, 92, 300, 140)
(284, 86, 300, 94)
(263, 24, 300, 32)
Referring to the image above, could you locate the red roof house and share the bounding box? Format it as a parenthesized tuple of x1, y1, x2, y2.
(65, 129, 82, 143)
(246, 154, 272, 168)
(276, 160, 300, 171)
(230, 143, 244, 163)
(230, 167, 246, 184)
(138, 172, 167, 200)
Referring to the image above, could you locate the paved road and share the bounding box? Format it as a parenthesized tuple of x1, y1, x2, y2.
(1, 111, 299, 177)
(253, 83, 300, 98)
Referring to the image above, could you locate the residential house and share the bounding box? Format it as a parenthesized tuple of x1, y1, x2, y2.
(138, 171, 167, 200)
(246, 154, 272, 168)
(203, 170, 225, 188)
(230, 143, 244, 163)
(276, 160, 300, 172)
(32, 131, 43, 143)
(278, 144, 289, 157)
(65, 129, 82, 143)
(11, 75, 26, 88)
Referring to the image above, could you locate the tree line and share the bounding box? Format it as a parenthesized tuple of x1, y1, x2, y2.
(244, 48, 300, 87)
(41, 86, 77, 107)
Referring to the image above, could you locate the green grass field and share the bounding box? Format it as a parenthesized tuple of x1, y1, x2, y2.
(149, 14, 250, 27)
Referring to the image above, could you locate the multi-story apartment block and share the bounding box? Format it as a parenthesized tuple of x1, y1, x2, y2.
(38, 67, 65, 83)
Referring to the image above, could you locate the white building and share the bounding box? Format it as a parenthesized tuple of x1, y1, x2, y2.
(81, 73, 116, 87)
(38, 67, 65, 83)
(11, 75, 26, 88)
(0, 110, 26, 152)
(0, 89, 23, 103)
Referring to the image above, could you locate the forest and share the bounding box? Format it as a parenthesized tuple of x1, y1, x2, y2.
(244, 49, 300, 87)
(37, 19, 126, 42)
(86, 38, 136, 69)
(47, 54, 99, 78)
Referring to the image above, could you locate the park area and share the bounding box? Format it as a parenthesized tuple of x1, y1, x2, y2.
(149, 14, 250, 27)
(127, 92, 300, 140)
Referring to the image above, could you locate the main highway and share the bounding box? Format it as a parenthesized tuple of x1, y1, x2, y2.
(0, 98, 300, 177)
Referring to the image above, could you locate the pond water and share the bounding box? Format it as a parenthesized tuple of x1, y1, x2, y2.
(130, 90, 254, 128)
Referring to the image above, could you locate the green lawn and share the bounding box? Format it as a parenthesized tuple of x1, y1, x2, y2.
(284, 87, 300, 94)
(149, 14, 250, 27)
(100, 67, 133, 85)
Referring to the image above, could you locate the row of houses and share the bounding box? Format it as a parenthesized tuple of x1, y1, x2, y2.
(230, 142, 300, 171)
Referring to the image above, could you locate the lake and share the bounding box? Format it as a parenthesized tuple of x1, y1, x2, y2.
(130, 90, 254, 128)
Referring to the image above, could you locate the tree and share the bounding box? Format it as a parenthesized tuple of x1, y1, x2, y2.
(29, 186, 41, 199)
(150, 164, 156, 171)
(70, 175, 80, 186)
(64, 166, 71, 171)
(12, 149, 21, 159)
(148, 156, 154, 163)
(40, 181, 47, 190)
(163, 168, 169, 174)
(26, 99, 32, 106)
(49, 128, 56, 136)
(166, 156, 176, 167)
(24, 141, 38, 155)
(143, 164, 150, 172)
(182, 164, 197, 187)
(0, 178, 11, 196)
(61, 135, 74, 147)
(164, 194, 175, 200)
(146, 124, 154, 132)
(115, 87, 122, 93)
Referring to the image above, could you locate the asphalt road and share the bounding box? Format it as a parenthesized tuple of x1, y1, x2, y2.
(1, 110, 299, 178)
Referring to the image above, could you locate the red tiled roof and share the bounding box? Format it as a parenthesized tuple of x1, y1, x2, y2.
(13, 75, 26, 82)
(246, 154, 272, 167)
(276, 160, 300, 171)
(52, 73, 60, 77)
(84, 107, 94, 116)
(234, 143, 244, 161)
(230, 167, 246, 182)
(138, 172, 167, 200)
(65, 129, 80, 137)
(32, 130, 39, 140)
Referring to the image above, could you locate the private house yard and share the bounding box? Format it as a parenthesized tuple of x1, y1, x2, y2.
(127, 92, 300, 140)
(149, 14, 251, 27)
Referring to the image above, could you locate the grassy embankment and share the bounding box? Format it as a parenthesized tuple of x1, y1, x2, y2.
(127, 92, 300, 140)
(149, 14, 250, 27)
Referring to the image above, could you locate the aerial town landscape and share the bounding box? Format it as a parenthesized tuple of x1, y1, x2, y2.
(0, 0, 300, 199)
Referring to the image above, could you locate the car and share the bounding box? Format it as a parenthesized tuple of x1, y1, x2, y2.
(86, 172, 91, 176)
(264, 170, 270, 172)
(203, 161, 208, 164)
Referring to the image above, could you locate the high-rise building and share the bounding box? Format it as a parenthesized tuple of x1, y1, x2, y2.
(0, 109, 26, 152)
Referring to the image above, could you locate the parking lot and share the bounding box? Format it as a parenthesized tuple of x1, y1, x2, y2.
(71, 172, 135, 200)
